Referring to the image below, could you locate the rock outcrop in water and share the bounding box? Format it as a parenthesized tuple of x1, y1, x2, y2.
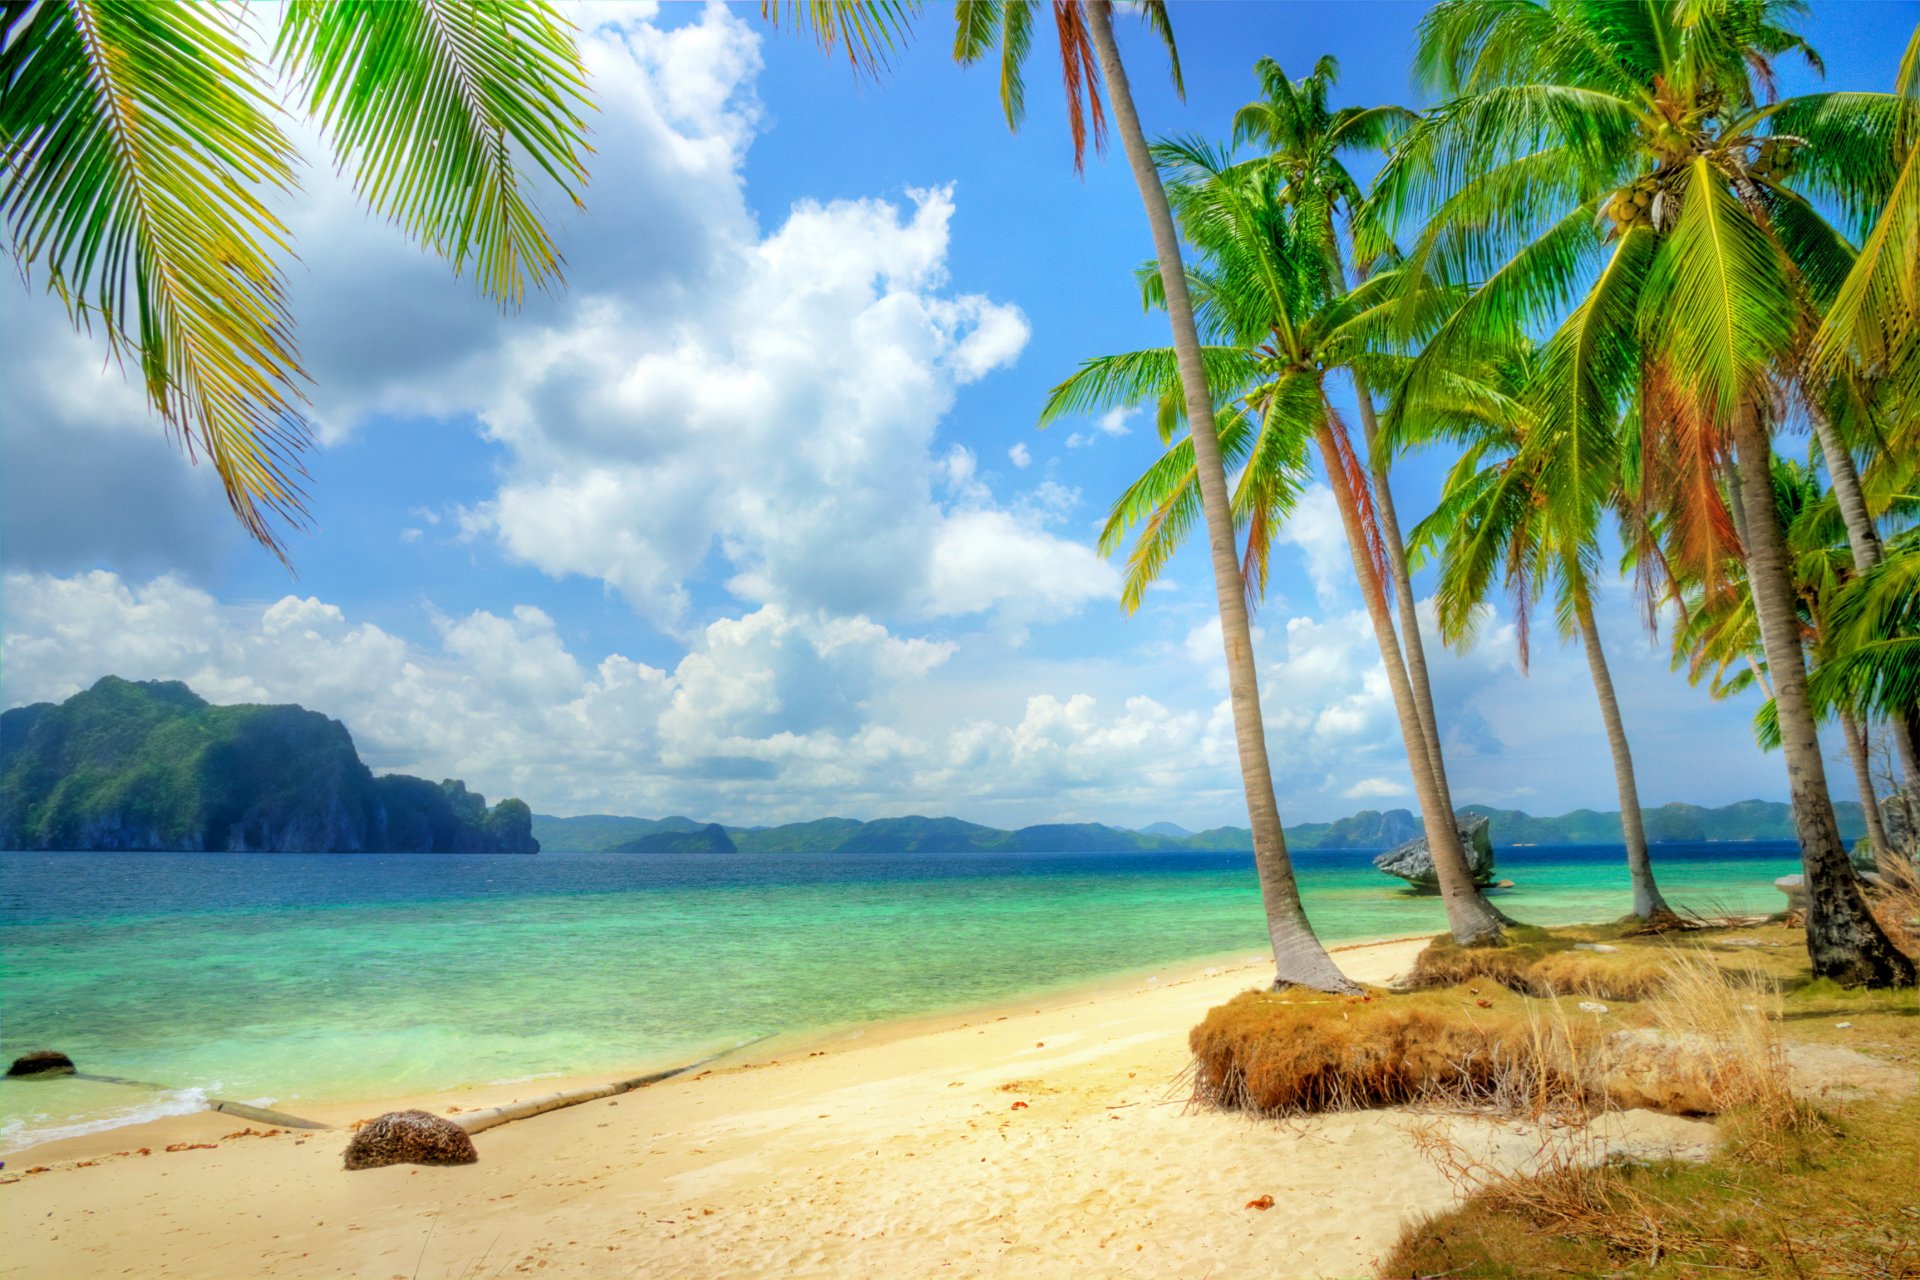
(7, 1049, 76, 1077)
(1372, 815, 1497, 892)
(0, 677, 538, 854)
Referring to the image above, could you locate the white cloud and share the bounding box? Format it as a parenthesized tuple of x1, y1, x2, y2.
(1097, 407, 1137, 436)
(2, 3, 1102, 639)
(922, 510, 1118, 618)
(1276, 485, 1354, 608)
(0, 570, 1852, 827)
(1343, 777, 1410, 800)
(1008, 442, 1033, 469)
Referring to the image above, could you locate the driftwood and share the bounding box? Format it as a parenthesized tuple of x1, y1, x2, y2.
(209, 1098, 332, 1130)
(455, 1037, 773, 1137)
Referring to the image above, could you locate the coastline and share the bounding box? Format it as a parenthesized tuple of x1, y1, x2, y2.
(3, 933, 1431, 1163)
(0, 928, 1721, 1279)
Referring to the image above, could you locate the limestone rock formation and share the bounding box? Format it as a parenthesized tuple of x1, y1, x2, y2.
(1372, 814, 1497, 892)
(0, 677, 539, 853)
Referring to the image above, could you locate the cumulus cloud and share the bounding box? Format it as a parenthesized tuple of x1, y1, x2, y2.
(1, 3, 1093, 638)
(1008, 442, 1032, 469)
(1, 572, 1183, 822)
(1274, 485, 1355, 609)
(0, 570, 1848, 825)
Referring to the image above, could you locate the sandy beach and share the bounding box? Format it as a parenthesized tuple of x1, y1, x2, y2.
(1, 936, 1720, 1279)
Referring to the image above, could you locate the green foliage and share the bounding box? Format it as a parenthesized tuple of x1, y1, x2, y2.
(1, 0, 592, 554)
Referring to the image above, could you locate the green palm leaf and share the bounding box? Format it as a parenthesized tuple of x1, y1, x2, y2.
(1639, 158, 1795, 421)
(762, 0, 919, 78)
(277, 0, 592, 309)
(1, 0, 306, 552)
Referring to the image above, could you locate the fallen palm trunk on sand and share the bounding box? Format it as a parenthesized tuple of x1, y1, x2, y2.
(454, 1039, 767, 1136)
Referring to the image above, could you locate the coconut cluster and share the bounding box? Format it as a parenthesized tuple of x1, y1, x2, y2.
(1749, 137, 1797, 181)
(1605, 180, 1658, 231)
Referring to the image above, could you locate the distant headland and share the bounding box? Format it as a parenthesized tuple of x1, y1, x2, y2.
(0, 677, 537, 853)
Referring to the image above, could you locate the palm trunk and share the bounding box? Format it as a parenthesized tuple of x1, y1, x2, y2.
(1730, 400, 1913, 987)
(1807, 404, 1920, 793)
(1354, 378, 1457, 819)
(1573, 592, 1674, 920)
(1839, 709, 1897, 877)
(1085, 1, 1355, 993)
(1312, 415, 1506, 944)
(1898, 718, 1920, 818)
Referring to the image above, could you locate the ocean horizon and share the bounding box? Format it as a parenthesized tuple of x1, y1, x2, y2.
(1, 840, 1802, 1153)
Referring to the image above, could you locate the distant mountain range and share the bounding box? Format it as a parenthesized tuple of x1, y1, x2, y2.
(535, 799, 1863, 855)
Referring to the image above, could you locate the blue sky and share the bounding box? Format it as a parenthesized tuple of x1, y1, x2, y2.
(3, 0, 1915, 827)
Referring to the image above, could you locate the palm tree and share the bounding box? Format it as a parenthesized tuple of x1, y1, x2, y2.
(1232, 58, 1473, 841)
(954, 1, 1361, 989)
(1382, 0, 1913, 985)
(1410, 344, 1677, 921)
(1, 0, 594, 557)
(1046, 142, 1509, 944)
(1670, 456, 1907, 871)
(1799, 23, 1920, 798)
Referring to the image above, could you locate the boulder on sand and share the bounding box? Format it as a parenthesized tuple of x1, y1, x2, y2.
(1373, 815, 1496, 892)
(7, 1050, 76, 1077)
(343, 1109, 479, 1170)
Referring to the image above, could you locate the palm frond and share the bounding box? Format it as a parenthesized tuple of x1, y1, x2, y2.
(762, 0, 919, 78)
(278, 0, 592, 309)
(1639, 158, 1795, 422)
(1, 0, 307, 553)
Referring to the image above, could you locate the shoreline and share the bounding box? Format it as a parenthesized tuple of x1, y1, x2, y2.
(0, 927, 1724, 1279)
(1, 932, 1435, 1163)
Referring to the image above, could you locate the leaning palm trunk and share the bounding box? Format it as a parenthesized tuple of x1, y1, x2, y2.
(1084, 1, 1356, 993)
(1311, 414, 1506, 944)
(1731, 402, 1915, 987)
(1354, 382, 1457, 818)
(1838, 709, 1898, 877)
(1807, 407, 1920, 793)
(1573, 593, 1675, 920)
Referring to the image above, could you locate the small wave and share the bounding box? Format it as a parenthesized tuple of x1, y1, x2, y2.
(1, 1084, 219, 1156)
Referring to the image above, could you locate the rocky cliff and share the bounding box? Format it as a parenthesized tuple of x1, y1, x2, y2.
(0, 677, 538, 853)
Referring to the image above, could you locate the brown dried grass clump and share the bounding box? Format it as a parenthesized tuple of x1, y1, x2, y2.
(1867, 869, 1920, 956)
(1194, 947, 1808, 1126)
(1187, 986, 1601, 1117)
(1408, 927, 1675, 1000)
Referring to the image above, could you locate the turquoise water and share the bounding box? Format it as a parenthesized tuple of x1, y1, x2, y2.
(0, 842, 1801, 1151)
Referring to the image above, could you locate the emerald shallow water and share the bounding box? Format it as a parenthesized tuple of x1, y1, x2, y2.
(0, 842, 1800, 1151)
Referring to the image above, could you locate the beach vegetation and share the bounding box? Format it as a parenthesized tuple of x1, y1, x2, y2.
(1191, 920, 1912, 1122)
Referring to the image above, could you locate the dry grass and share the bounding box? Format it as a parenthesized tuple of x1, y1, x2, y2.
(1869, 870, 1920, 956)
(1191, 931, 1824, 1128)
(1378, 927, 1918, 1280)
(1189, 984, 1616, 1119)
(1407, 925, 1677, 1000)
(1384, 1096, 1920, 1279)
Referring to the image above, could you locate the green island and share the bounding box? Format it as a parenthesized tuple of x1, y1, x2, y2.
(0, 677, 537, 854)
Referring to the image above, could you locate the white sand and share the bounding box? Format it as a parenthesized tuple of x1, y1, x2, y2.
(0, 937, 1719, 1279)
